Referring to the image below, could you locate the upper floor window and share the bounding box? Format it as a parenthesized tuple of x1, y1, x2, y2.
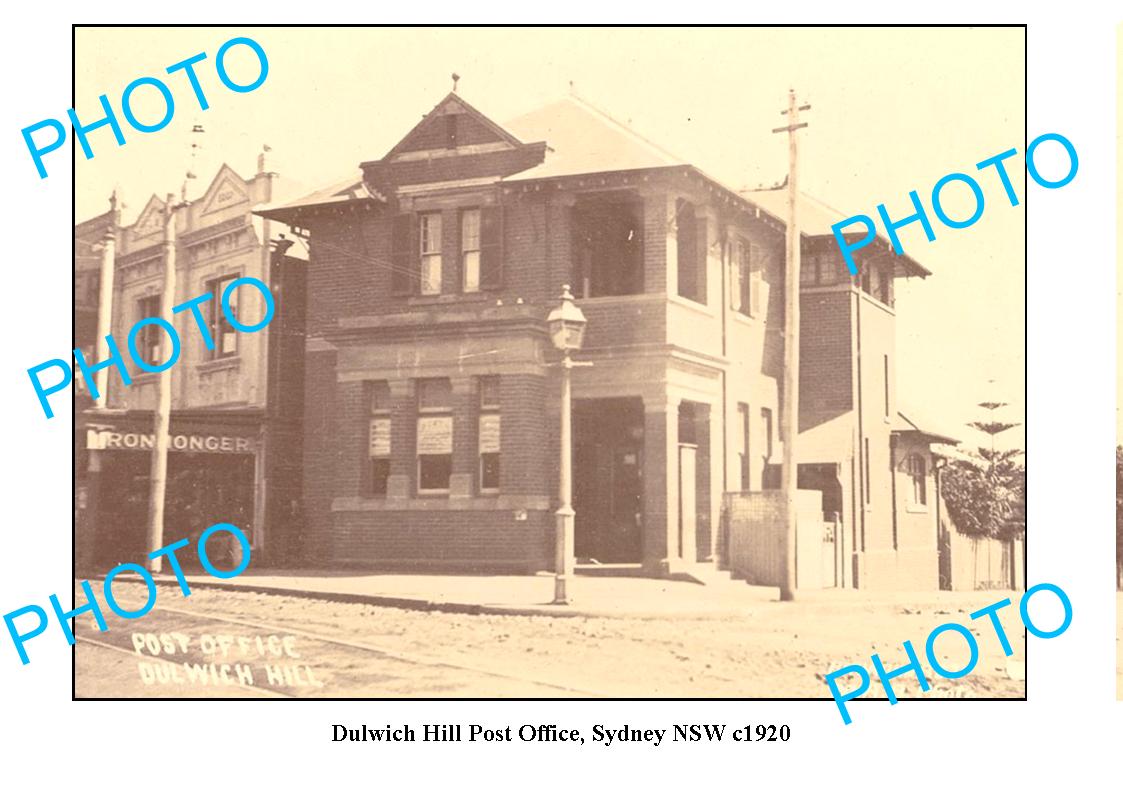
(878, 266, 893, 305)
(573, 196, 643, 298)
(731, 238, 752, 317)
(883, 355, 891, 419)
(392, 207, 503, 297)
(461, 209, 481, 293)
(676, 199, 707, 305)
(419, 212, 442, 296)
(206, 275, 238, 359)
(816, 253, 836, 285)
(800, 254, 818, 286)
(135, 293, 163, 366)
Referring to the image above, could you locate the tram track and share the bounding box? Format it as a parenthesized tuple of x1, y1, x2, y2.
(76, 595, 603, 698)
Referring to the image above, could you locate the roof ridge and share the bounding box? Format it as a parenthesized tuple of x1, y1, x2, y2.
(560, 93, 686, 166)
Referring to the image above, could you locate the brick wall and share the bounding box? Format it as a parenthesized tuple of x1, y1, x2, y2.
(332, 508, 552, 572)
(301, 346, 339, 562)
(799, 290, 853, 432)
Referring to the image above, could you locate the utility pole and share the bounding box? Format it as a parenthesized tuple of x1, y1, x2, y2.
(146, 194, 177, 573)
(773, 89, 810, 602)
(146, 126, 202, 573)
(93, 190, 120, 409)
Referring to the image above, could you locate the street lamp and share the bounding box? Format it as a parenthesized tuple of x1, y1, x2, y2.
(546, 285, 587, 604)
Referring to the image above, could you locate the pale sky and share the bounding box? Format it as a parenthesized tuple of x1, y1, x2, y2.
(74, 26, 1026, 452)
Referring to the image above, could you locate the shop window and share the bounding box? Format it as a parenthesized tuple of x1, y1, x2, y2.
(573, 195, 643, 298)
(419, 212, 442, 296)
(461, 208, 481, 293)
(478, 375, 500, 493)
(416, 378, 453, 494)
(731, 239, 752, 317)
(908, 453, 928, 506)
(675, 199, 706, 304)
(738, 402, 751, 491)
(135, 293, 163, 366)
(367, 381, 391, 497)
(206, 275, 238, 359)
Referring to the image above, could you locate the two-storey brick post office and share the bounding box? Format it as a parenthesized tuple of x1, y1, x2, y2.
(75, 157, 309, 570)
(259, 91, 951, 587)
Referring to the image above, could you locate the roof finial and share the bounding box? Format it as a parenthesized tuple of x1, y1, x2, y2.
(451, 72, 461, 93)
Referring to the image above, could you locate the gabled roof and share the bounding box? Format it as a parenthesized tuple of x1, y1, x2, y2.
(742, 187, 931, 278)
(893, 409, 960, 445)
(377, 92, 525, 164)
(502, 94, 686, 181)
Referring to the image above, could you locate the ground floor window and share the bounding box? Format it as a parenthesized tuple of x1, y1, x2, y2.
(478, 375, 500, 493)
(908, 453, 927, 506)
(417, 378, 453, 494)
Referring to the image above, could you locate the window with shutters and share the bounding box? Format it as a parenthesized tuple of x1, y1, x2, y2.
(461, 208, 481, 293)
(675, 199, 707, 305)
(390, 214, 416, 296)
(367, 381, 391, 496)
(416, 378, 453, 494)
(478, 205, 503, 290)
(478, 375, 500, 493)
(205, 275, 238, 359)
(419, 212, 442, 296)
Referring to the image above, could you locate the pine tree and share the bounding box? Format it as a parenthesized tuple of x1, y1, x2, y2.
(942, 400, 1025, 539)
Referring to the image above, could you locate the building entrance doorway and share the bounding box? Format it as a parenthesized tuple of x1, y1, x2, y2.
(573, 397, 644, 563)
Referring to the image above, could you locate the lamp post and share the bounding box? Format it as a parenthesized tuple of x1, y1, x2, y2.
(546, 285, 588, 605)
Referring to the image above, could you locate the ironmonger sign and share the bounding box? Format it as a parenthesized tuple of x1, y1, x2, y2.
(86, 428, 256, 454)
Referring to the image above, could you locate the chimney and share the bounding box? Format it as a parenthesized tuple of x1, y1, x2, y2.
(257, 143, 274, 176)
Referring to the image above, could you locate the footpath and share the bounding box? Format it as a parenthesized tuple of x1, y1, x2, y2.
(133, 567, 1009, 621)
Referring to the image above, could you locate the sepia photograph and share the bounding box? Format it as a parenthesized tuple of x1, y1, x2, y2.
(71, 25, 1027, 699)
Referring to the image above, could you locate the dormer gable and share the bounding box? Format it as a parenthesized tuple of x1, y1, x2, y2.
(381, 92, 524, 162)
(360, 93, 547, 197)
